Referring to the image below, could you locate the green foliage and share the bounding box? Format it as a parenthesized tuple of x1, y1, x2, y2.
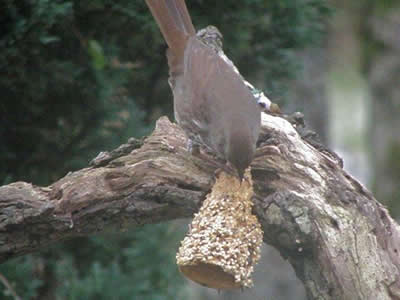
(384, 143, 400, 214)
(190, 0, 331, 97)
(88, 40, 106, 70)
(1, 0, 152, 185)
(53, 224, 185, 300)
(0, 255, 43, 299)
(359, 0, 400, 73)
(0, 224, 186, 300)
(1, 0, 330, 298)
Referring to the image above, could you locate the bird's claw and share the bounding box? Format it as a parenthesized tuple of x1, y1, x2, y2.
(187, 139, 201, 155)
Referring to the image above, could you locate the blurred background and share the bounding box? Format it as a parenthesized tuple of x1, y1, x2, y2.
(0, 0, 399, 299)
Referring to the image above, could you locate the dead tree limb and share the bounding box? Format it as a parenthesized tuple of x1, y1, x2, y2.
(1, 114, 400, 300)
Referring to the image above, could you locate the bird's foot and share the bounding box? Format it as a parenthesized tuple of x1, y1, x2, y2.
(187, 138, 226, 167)
(187, 139, 201, 156)
(187, 141, 223, 172)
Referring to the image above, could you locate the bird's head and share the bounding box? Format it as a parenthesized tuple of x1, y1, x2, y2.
(197, 25, 223, 52)
(225, 126, 256, 181)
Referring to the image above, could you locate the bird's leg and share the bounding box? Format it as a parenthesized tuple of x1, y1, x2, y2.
(187, 138, 225, 165)
(187, 138, 223, 173)
(186, 138, 240, 180)
(187, 138, 201, 155)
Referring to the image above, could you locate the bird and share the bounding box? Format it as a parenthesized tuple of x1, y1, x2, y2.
(145, 0, 261, 181)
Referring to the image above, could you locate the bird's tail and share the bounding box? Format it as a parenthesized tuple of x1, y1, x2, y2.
(145, 0, 195, 57)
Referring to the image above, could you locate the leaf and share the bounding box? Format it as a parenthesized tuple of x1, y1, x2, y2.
(40, 36, 60, 44)
(88, 39, 106, 70)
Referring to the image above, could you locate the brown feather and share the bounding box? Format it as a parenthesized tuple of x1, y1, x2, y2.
(145, 0, 261, 179)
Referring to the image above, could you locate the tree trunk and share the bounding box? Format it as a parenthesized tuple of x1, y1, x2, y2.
(1, 114, 399, 300)
(360, 2, 400, 215)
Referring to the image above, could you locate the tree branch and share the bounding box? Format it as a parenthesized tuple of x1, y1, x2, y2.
(1, 114, 400, 300)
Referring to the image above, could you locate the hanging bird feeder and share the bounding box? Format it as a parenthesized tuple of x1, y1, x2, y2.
(176, 170, 263, 289)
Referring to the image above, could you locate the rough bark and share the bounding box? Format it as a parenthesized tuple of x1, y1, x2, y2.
(1, 114, 400, 300)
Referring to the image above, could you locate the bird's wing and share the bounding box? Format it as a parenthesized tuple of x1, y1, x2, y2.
(184, 37, 261, 150)
(184, 37, 260, 129)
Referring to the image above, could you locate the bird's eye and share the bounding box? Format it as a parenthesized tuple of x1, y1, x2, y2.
(258, 102, 266, 108)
